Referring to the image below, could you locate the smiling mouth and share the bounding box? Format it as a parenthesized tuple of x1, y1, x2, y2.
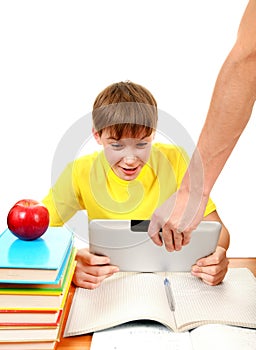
(121, 167, 138, 174)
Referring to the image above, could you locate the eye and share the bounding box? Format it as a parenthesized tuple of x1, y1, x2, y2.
(136, 142, 148, 148)
(111, 142, 124, 150)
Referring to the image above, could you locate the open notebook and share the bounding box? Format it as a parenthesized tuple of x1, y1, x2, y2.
(90, 322, 256, 350)
(64, 268, 256, 336)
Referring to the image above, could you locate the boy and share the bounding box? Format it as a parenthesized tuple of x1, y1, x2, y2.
(43, 81, 229, 289)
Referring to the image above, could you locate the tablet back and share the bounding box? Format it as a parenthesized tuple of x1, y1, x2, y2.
(89, 220, 221, 272)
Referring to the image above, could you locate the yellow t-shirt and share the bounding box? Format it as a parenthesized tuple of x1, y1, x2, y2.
(42, 143, 216, 225)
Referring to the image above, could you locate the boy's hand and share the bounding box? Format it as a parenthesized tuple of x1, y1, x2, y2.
(73, 248, 119, 289)
(191, 246, 229, 285)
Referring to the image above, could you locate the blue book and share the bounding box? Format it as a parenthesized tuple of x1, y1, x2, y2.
(0, 227, 74, 283)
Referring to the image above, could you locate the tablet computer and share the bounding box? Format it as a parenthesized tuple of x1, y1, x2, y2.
(89, 220, 221, 272)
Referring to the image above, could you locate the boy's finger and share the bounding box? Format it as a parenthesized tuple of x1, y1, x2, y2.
(196, 254, 218, 267)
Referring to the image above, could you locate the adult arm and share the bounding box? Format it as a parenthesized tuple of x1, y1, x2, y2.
(149, 0, 256, 251)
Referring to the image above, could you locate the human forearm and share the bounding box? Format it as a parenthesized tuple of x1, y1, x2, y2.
(217, 224, 230, 251)
(148, 1, 256, 249)
(196, 55, 256, 195)
(189, 0, 256, 196)
(203, 211, 230, 251)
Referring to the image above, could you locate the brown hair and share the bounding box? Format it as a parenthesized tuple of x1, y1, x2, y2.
(92, 81, 158, 138)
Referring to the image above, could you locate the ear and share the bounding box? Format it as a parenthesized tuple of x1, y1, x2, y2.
(92, 128, 102, 145)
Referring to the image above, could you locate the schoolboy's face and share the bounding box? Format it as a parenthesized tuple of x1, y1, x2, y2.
(93, 128, 154, 181)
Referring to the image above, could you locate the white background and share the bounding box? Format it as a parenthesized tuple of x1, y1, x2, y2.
(0, 0, 255, 257)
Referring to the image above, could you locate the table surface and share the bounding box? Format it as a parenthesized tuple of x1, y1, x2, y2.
(56, 257, 256, 350)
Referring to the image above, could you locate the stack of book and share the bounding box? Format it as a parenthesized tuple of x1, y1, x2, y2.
(0, 226, 76, 350)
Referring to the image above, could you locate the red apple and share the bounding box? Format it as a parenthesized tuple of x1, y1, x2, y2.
(7, 199, 49, 240)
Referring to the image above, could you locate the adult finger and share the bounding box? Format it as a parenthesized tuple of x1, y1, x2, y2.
(147, 219, 164, 246)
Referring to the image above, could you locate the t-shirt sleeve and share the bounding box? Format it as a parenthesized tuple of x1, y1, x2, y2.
(42, 162, 83, 226)
(204, 197, 216, 217)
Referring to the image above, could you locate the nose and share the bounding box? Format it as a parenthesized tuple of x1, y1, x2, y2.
(124, 155, 137, 165)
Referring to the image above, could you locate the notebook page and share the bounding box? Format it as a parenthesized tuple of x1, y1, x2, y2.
(190, 324, 256, 350)
(169, 268, 256, 331)
(91, 321, 193, 350)
(64, 272, 176, 336)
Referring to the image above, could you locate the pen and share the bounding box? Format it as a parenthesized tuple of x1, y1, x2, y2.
(164, 277, 175, 312)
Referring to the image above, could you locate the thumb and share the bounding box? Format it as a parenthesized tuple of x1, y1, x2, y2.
(147, 219, 163, 246)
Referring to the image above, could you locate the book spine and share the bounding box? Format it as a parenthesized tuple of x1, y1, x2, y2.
(0, 311, 62, 327)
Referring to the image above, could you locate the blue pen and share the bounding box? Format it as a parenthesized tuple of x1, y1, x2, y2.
(164, 277, 175, 312)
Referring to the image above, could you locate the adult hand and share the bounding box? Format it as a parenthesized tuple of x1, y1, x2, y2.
(191, 246, 229, 285)
(148, 186, 209, 251)
(73, 248, 119, 289)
